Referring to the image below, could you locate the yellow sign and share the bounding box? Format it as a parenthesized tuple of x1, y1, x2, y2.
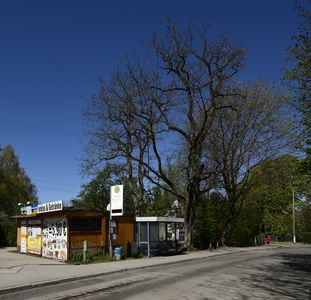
(27, 237, 41, 255)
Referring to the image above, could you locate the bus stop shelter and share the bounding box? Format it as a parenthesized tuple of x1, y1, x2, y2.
(135, 216, 184, 257)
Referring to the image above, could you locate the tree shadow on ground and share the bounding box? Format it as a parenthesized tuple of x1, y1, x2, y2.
(280, 253, 311, 273)
(238, 251, 311, 299)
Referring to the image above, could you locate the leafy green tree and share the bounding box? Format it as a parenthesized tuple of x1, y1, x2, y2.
(297, 200, 311, 239)
(0, 145, 37, 217)
(294, 171, 311, 242)
(284, 3, 311, 174)
(73, 164, 135, 213)
(232, 155, 310, 244)
(227, 200, 261, 246)
(143, 186, 183, 217)
(194, 192, 224, 249)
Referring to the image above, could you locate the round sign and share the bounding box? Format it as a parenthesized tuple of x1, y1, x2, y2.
(114, 186, 120, 193)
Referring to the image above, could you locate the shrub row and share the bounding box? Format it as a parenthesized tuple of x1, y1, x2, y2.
(0, 220, 17, 247)
(301, 232, 311, 244)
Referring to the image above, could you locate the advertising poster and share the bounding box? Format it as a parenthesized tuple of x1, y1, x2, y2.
(42, 217, 67, 261)
(21, 221, 27, 253)
(27, 226, 42, 255)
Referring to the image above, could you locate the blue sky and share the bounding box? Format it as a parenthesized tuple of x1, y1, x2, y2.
(0, 0, 305, 204)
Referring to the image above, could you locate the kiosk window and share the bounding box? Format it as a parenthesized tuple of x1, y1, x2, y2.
(70, 218, 102, 232)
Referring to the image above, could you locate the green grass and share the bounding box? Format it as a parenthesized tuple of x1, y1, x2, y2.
(67, 253, 114, 264)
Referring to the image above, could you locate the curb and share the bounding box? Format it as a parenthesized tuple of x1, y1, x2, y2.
(0, 244, 291, 296)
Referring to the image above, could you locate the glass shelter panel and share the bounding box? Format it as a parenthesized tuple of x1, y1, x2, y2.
(159, 223, 166, 241)
(139, 223, 147, 242)
(150, 223, 158, 241)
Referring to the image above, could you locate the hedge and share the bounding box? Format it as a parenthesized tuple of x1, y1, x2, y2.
(0, 220, 17, 247)
(301, 232, 311, 244)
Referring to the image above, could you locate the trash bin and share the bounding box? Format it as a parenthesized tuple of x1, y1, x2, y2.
(114, 247, 123, 260)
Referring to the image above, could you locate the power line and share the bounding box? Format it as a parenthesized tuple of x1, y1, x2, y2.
(37, 185, 78, 194)
(32, 178, 78, 187)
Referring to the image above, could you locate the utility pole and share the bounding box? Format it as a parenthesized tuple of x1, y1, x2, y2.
(109, 202, 112, 257)
(292, 188, 296, 244)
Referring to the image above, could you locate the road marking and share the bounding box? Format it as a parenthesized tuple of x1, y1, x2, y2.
(0, 266, 23, 274)
(24, 272, 171, 300)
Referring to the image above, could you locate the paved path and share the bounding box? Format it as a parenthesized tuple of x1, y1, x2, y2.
(0, 244, 307, 294)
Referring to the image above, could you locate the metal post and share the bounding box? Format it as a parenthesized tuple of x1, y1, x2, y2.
(109, 204, 112, 256)
(147, 222, 150, 258)
(83, 240, 87, 262)
(292, 189, 296, 244)
(174, 223, 177, 252)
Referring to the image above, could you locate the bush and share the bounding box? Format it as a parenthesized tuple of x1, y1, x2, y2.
(68, 252, 113, 264)
(0, 220, 17, 247)
(193, 198, 223, 249)
(301, 232, 311, 244)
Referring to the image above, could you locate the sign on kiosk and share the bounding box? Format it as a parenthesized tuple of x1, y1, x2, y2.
(38, 200, 63, 214)
(110, 185, 123, 216)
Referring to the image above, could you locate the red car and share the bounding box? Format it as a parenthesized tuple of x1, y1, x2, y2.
(264, 235, 270, 244)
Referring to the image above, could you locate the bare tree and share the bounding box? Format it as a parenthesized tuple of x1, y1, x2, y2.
(205, 81, 292, 243)
(145, 22, 245, 246)
(84, 21, 246, 246)
(83, 63, 149, 214)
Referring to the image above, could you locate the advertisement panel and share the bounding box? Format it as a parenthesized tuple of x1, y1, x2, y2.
(42, 217, 67, 261)
(27, 226, 42, 255)
(21, 221, 27, 253)
(26, 206, 32, 215)
(28, 236, 42, 255)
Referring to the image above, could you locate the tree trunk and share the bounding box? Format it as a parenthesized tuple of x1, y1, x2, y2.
(183, 177, 200, 247)
(183, 197, 194, 247)
(221, 193, 239, 245)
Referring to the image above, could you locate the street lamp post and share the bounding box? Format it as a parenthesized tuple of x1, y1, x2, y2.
(292, 188, 296, 244)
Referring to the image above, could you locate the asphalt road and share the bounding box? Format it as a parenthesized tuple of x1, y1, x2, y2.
(1, 247, 310, 300)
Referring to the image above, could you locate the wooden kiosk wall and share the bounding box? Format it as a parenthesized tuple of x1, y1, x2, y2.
(16, 209, 135, 261)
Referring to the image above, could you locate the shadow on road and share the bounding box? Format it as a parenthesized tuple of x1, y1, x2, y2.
(280, 253, 311, 273)
(241, 251, 311, 299)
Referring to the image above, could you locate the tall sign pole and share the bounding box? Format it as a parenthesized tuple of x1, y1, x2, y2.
(109, 185, 124, 257)
(292, 188, 296, 244)
(109, 198, 112, 256)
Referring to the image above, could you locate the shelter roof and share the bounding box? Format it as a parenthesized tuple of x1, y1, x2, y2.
(135, 216, 184, 223)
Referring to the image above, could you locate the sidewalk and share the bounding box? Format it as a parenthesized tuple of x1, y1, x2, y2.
(0, 244, 298, 294)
